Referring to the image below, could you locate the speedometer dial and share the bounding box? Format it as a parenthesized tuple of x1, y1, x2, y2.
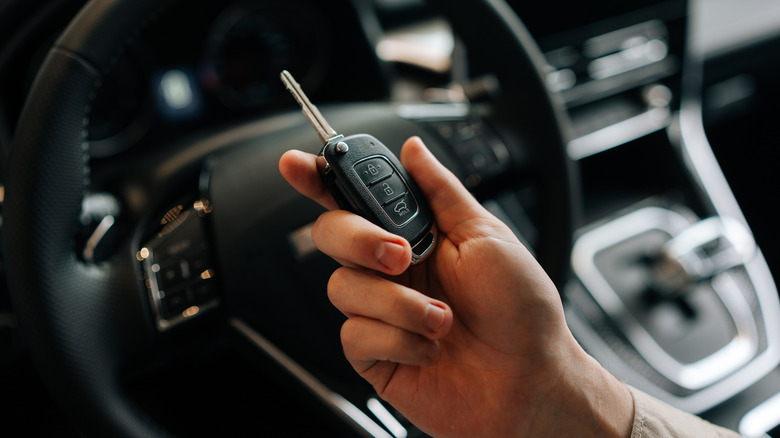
(201, 0, 330, 109)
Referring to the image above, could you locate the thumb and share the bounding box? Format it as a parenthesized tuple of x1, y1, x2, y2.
(400, 136, 486, 234)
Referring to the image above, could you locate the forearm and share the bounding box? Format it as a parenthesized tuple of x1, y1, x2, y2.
(532, 337, 742, 438)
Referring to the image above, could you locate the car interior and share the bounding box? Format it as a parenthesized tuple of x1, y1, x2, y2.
(1, 0, 779, 436)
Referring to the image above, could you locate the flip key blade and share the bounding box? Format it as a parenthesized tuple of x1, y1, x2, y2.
(280, 70, 339, 144)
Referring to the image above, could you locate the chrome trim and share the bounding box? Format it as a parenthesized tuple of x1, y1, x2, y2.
(675, 101, 748, 223)
(677, 100, 780, 362)
(587, 39, 669, 80)
(395, 103, 470, 119)
(739, 392, 780, 438)
(82, 214, 115, 262)
(567, 107, 671, 159)
(667, 99, 780, 405)
(572, 207, 759, 390)
(566, 278, 771, 414)
(582, 20, 667, 59)
(230, 318, 393, 438)
(565, 290, 727, 414)
(411, 227, 437, 265)
(367, 398, 408, 438)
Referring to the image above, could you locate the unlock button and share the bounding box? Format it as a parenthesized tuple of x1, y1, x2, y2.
(369, 174, 407, 205)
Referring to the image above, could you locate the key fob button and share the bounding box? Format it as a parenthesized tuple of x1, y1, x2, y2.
(369, 173, 407, 206)
(355, 157, 393, 186)
(383, 192, 418, 226)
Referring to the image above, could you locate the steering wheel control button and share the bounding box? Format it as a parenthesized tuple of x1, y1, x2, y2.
(422, 118, 509, 188)
(190, 281, 218, 305)
(160, 290, 188, 320)
(355, 157, 394, 186)
(140, 200, 220, 331)
(281, 70, 436, 264)
(158, 261, 187, 292)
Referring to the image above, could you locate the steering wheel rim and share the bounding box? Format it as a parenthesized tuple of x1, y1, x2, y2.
(3, 0, 577, 436)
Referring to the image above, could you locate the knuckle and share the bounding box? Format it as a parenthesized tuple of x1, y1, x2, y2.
(310, 213, 329, 246)
(327, 268, 349, 303)
(387, 289, 425, 330)
(340, 319, 364, 355)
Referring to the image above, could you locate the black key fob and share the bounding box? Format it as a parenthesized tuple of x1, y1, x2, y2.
(281, 70, 437, 264)
(319, 134, 437, 264)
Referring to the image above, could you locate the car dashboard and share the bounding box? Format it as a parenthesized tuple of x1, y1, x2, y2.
(0, 0, 394, 158)
(2, 0, 780, 437)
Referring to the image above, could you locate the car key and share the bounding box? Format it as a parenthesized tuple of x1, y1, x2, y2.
(280, 70, 436, 264)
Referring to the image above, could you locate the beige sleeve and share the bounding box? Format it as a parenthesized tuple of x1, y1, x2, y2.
(628, 386, 743, 438)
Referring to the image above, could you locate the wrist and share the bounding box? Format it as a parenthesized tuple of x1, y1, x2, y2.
(530, 338, 634, 438)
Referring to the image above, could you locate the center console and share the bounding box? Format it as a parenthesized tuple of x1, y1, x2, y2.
(508, 0, 780, 434)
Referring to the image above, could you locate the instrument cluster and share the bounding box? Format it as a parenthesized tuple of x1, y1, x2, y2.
(85, 0, 333, 157)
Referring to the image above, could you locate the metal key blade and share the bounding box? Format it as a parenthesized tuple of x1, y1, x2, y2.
(280, 70, 338, 144)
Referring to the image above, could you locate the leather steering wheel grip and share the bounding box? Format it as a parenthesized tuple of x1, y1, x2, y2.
(5, 1, 178, 436)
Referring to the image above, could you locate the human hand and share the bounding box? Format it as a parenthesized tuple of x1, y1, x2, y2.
(279, 136, 633, 437)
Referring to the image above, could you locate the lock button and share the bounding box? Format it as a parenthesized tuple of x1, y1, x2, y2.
(355, 157, 394, 186)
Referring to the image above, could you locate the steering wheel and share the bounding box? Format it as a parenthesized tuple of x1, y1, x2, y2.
(4, 0, 576, 436)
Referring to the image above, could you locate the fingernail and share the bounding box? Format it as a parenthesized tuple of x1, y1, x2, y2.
(376, 241, 406, 271)
(426, 304, 445, 333)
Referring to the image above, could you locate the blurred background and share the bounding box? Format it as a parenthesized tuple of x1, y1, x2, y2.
(1, 0, 780, 436)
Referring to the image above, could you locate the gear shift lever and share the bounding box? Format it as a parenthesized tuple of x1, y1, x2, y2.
(652, 216, 757, 298)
